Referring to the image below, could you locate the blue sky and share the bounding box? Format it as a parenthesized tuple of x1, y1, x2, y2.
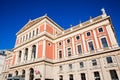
(0, 0, 120, 49)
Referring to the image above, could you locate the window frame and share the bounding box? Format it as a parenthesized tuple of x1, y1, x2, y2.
(76, 35, 80, 40)
(67, 47, 72, 56)
(79, 62, 84, 68)
(100, 37, 108, 48)
(106, 56, 113, 63)
(92, 59, 97, 66)
(88, 41, 94, 51)
(69, 64, 72, 70)
(98, 27, 103, 33)
(66, 38, 70, 44)
(86, 32, 91, 37)
(77, 44, 82, 54)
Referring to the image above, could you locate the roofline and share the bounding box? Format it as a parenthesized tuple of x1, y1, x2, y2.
(16, 15, 64, 36)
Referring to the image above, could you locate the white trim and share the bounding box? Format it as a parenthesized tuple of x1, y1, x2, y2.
(93, 29, 100, 50)
(42, 39, 46, 58)
(82, 34, 87, 53)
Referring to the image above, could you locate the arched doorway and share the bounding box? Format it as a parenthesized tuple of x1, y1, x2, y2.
(15, 70, 18, 76)
(22, 69, 25, 79)
(29, 68, 34, 80)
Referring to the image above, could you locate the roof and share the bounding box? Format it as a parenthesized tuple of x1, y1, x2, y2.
(16, 14, 64, 35)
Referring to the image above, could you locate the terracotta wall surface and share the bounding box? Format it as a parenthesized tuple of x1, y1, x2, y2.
(46, 24, 54, 35)
(46, 40, 54, 59)
(40, 24, 44, 32)
(37, 41, 43, 58)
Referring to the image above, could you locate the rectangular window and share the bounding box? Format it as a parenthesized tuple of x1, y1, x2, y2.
(110, 70, 119, 80)
(94, 72, 101, 80)
(106, 56, 113, 63)
(77, 45, 82, 54)
(59, 66, 62, 71)
(98, 28, 103, 32)
(81, 73, 86, 80)
(92, 59, 97, 66)
(87, 32, 91, 36)
(101, 37, 108, 48)
(88, 41, 94, 51)
(68, 48, 72, 56)
(80, 62, 84, 68)
(59, 50, 62, 58)
(69, 64, 72, 70)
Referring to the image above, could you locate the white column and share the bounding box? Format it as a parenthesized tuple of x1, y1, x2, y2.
(72, 37, 75, 55)
(106, 25, 118, 48)
(21, 49, 25, 63)
(63, 40, 66, 57)
(36, 43, 38, 58)
(42, 39, 46, 58)
(93, 30, 100, 50)
(25, 68, 29, 80)
(82, 34, 87, 53)
(15, 52, 18, 65)
(28, 47, 32, 61)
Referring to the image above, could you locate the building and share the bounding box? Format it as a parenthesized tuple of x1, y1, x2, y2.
(2, 8, 120, 80)
(2, 50, 12, 80)
(0, 50, 6, 79)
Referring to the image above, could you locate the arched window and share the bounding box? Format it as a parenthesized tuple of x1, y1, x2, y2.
(15, 71, 18, 76)
(18, 51, 22, 63)
(36, 28, 39, 35)
(22, 69, 25, 78)
(32, 45, 36, 59)
(69, 74, 73, 80)
(33, 30, 35, 36)
(29, 68, 34, 80)
(59, 75, 63, 80)
(24, 48, 28, 61)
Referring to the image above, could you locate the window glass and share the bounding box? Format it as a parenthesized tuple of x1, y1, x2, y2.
(32, 45, 36, 59)
(59, 75, 63, 80)
(110, 70, 119, 80)
(92, 59, 97, 66)
(106, 57, 113, 63)
(76, 35, 80, 40)
(59, 50, 62, 58)
(77, 45, 82, 54)
(69, 64, 72, 69)
(98, 28, 103, 32)
(94, 72, 100, 80)
(59, 42, 62, 46)
(88, 41, 94, 51)
(69, 74, 73, 80)
(80, 62, 84, 68)
(36, 28, 39, 35)
(68, 48, 72, 56)
(101, 38, 108, 48)
(59, 66, 62, 71)
(67, 39, 70, 43)
(81, 73, 86, 80)
(87, 32, 90, 36)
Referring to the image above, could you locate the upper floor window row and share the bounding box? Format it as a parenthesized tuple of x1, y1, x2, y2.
(19, 28, 39, 43)
(87, 32, 91, 36)
(98, 27, 103, 33)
